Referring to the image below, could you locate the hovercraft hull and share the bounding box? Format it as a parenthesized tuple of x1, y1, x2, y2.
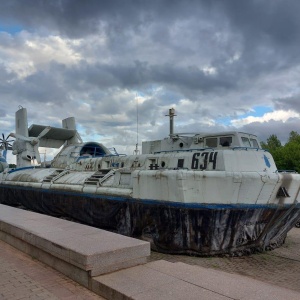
(1, 184, 299, 256)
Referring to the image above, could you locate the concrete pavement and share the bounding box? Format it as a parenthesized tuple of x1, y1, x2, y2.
(149, 228, 300, 293)
(0, 240, 104, 300)
(1, 203, 299, 299)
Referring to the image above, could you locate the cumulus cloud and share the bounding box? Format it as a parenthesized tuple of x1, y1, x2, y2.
(0, 0, 300, 162)
(274, 95, 300, 113)
(231, 110, 300, 127)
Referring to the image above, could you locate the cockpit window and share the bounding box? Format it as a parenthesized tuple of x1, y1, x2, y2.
(250, 138, 259, 148)
(80, 143, 106, 157)
(205, 138, 218, 147)
(220, 136, 232, 147)
(241, 137, 251, 147)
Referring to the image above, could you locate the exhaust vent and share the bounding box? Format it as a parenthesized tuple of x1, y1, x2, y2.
(276, 187, 290, 198)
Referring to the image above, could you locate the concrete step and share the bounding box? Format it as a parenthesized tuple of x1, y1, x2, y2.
(0, 204, 150, 289)
(92, 260, 300, 300)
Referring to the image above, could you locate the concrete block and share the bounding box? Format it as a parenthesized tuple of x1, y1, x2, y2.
(1, 222, 26, 240)
(0, 231, 29, 254)
(90, 256, 147, 277)
(61, 223, 101, 234)
(93, 260, 300, 300)
(92, 264, 176, 299)
(34, 234, 71, 262)
(147, 261, 245, 297)
(0, 204, 150, 277)
(92, 273, 145, 300)
(132, 280, 229, 300)
(143, 260, 300, 300)
(92, 263, 228, 300)
(22, 231, 37, 246)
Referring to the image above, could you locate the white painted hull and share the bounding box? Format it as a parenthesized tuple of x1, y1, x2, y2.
(1, 164, 300, 255)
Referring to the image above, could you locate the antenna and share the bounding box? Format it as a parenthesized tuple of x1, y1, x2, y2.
(165, 108, 177, 136)
(39, 149, 47, 167)
(134, 95, 140, 155)
(43, 149, 47, 164)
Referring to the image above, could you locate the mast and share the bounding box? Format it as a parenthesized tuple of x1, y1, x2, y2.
(165, 108, 177, 136)
(134, 95, 140, 155)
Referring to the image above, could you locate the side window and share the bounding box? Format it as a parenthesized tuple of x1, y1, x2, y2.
(205, 138, 218, 147)
(220, 136, 232, 147)
(250, 139, 259, 148)
(241, 137, 251, 147)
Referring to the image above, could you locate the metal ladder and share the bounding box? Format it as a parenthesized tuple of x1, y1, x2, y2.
(84, 169, 115, 186)
(42, 169, 69, 183)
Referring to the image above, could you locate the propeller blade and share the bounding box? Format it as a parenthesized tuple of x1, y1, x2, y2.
(2, 133, 4, 140)
(9, 132, 32, 142)
(2, 149, 7, 160)
(37, 126, 51, 139)
(34, 145, 41, 164)
(76, 131, 83, 143)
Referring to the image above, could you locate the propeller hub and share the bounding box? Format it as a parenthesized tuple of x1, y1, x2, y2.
(0, 133, 14, 151)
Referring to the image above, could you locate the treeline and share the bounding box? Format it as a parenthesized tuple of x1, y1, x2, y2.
(261, 131, 300, 172)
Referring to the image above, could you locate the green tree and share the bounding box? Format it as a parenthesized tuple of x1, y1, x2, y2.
(261, 134, 282, 152)
(262, 131, 300, 172)
(288, 131, 300, 143)
(260, 141, 268, 149)
(284, 143, 300, 171)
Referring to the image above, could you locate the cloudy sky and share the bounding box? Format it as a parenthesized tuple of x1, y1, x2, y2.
(0, 0, 300, 163)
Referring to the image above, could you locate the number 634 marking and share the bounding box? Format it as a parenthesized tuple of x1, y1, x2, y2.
(191, 152, 218, 170)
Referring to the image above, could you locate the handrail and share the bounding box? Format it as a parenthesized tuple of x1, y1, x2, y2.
(75, 153, 126, 162)
(154, 148, 215, 154)
(51, 170, 70, 182)
(231, 147, 266, 151)
(8, 166, 35, 174)
(154, 147, 269, 154)
(276, 170, 298, 173)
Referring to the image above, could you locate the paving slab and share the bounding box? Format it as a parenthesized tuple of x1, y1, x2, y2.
(93, 260, 300, 300)
(149, 228, 300, 293)
(0, 239, 104, 300)
(147, 260, 300, 300)
(92, 263, 229, 300)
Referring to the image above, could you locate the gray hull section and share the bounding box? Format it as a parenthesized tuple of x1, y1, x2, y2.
(1, 184, 299, 256)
